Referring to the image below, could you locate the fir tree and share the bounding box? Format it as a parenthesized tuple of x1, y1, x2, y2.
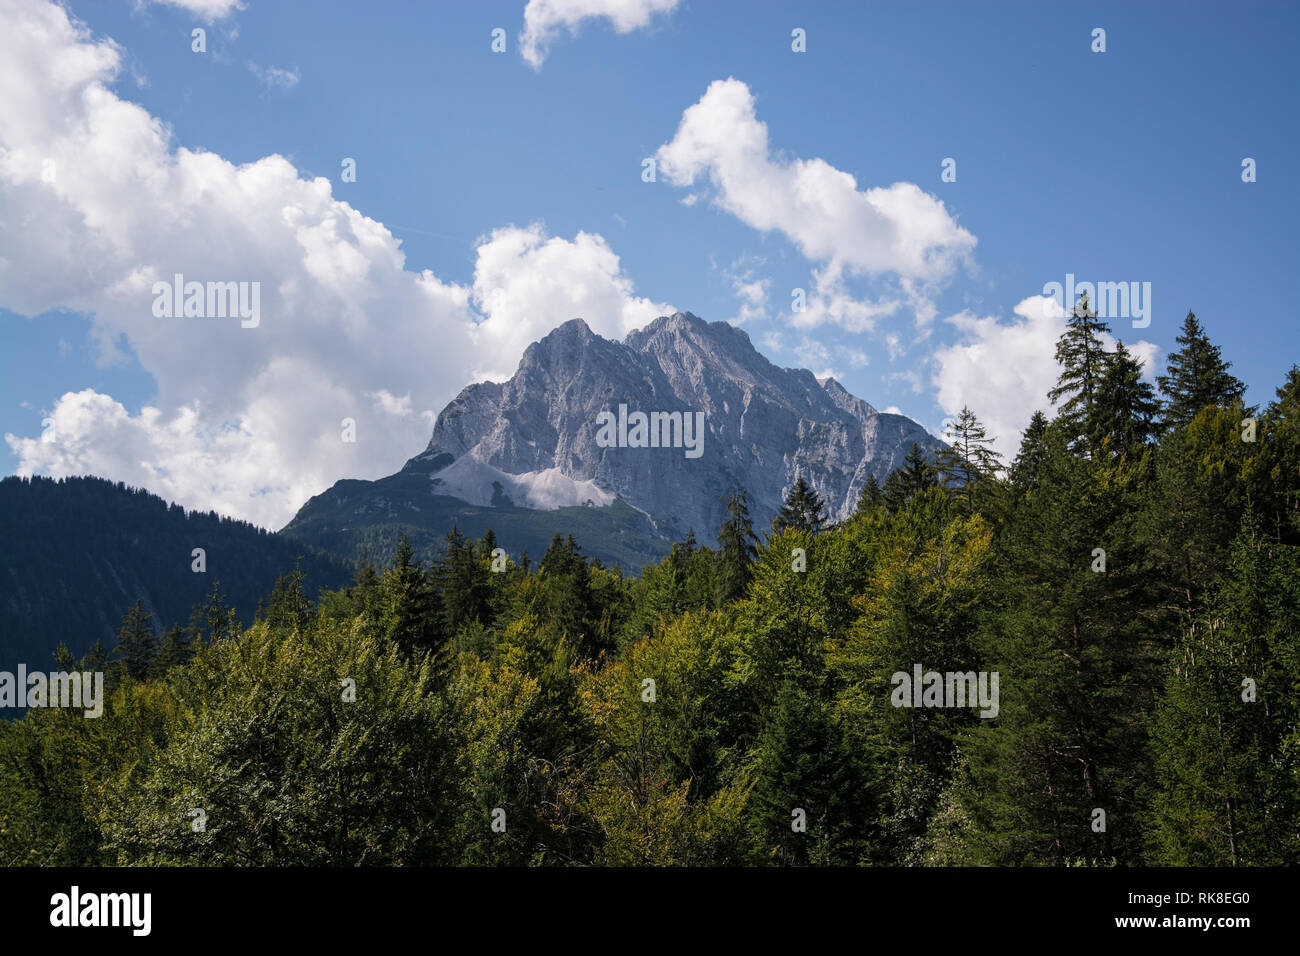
(1048, 291, 1113, 444)
(199, 581, 238, 644)
(1157, 312, 1246, 431)
(79, 639, 108, 672)
(715, 489, 758, 605)
(881, 469, 910, 514)
(1150, 521, 1300, 864)
(773, 476, 827, 534)
(259, 564, 312, 633)
(151, 624, 195, 678)
(855, 474, 885, 516)
(438, 526, 488, 638)
(112, 600, 157, 681)
(1008, 411, 1050, 493)
(898, 443, 939, 503)
(383, 534, 441, 662)
(935, 406, 1004, 515)
(1091, 340, 1160, 458)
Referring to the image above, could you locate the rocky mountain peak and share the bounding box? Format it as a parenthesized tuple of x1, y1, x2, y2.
(396, 312, 944, 543)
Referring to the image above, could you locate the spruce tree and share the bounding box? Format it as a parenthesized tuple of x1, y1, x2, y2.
(113, 600, 157, 681)
(900, 443, 939, 499)
(1048, 291, 1113, 444)
(935, 406, 1003, 515)
(260, 564, 312, 633)
(715, 489, 758, 605)
(1157, 312, 1245, 431)
(881, 469, 910, 514)
(1091, 340, 1160, 458)
(150, 625, 195, 678)
(773, 476, 827, 534)
(1150, 521, 1300, 864)
(439, 526, 489, 637)
(384, 534, 441, 662)
(962, 428, 1161, 864)
(855, 474, 885, 516)
(80, 639, 108, 672)
(198, 581, 238, 644)
(1008, 411, 1050, 494)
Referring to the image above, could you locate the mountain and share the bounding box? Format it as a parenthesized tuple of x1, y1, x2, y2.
(0, 475, 351, 670)
(283, 312, 944, 569)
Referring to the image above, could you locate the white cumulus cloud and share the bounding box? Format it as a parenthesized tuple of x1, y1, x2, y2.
(141, 0, 245, 22)
(519, 0, 680, 69)
(0, 0, 667, 528)
(656, 78, 976, 331)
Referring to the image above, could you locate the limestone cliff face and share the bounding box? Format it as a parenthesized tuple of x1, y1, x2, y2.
(401, 312, 943, 540)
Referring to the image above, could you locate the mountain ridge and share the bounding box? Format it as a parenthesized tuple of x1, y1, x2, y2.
(285, 312, 944, 567)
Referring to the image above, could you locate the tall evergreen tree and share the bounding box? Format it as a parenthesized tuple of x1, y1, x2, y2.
(150, 624, 196, 677)
(773, 476, 827, 534)
(715, 489, 758, 605)
(935, 406, 1004, 514)
(1048, 291, 1113, 444)
(197, 581, 238, 644)
(881, 469, 910, 514)
(1156, 312, 1246, 431)
(383, 534, 441, 663)
(1092, 340, 1160, 458)
(1008, 411, 1050, 494)
(530, 534, 598, 653)
(1150, 520, 1300, 864)
(900, 443, 939, 499)
(962, 429, 1161, 864)
(259, 564, 312, 633)
(112, 600, 157, 681)
(438, 526, 489, 638)
(855, 474, 885, 516)
(79, 639, 108, 672)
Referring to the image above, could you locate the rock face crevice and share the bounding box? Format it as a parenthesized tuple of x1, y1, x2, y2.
(403, 312, 944, 540)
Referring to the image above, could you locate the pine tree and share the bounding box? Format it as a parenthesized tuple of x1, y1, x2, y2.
(79, 639, 108, 672)
(383, 534, 441, 662)
(113, 600, 157, 681)
(715, 489, 758, 605)
(855, 474, 885, 516)
(1008, 411, 1050, 494)
(531, 534, 597, 653)
(1091, 340, 1160, 458)
(881, 469, 910, 514)
(773, 476, 827, 534)
(260, 564, 312, 633)
(935, 406, 1004, 515)
(150, 624, 195, 678)
(199, 581, 239, 644)
(962, 428, 1161, 864)
(1157, 312, 1246, 431)
(1049, 291, 1113, 444)
(900, 443, 939, 500)
(438, 526, 489, 637)
(1149, 521, 1300, 864)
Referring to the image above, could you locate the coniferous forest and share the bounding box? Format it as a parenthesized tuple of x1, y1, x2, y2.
(2, 308, 1297, 867)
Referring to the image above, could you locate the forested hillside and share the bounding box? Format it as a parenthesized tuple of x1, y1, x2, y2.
(0, 475, 351, 667)
(2, 308, 1296, 866)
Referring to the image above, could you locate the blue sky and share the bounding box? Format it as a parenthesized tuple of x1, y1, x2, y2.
(1, 0, 1296, 528)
